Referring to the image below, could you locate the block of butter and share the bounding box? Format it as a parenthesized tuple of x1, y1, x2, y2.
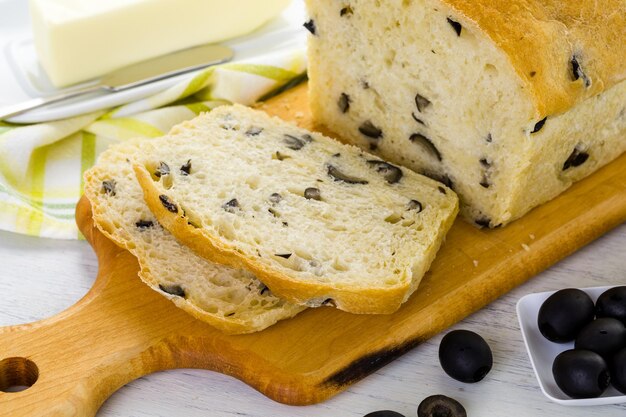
(29, 0, 292, 87)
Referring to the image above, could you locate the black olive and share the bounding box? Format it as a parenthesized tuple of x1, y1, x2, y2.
(135, 220, 154, 229)
(321, 298, 337, 307)
(154, 161, 170, 178)
(245, 126, 263, 136)
(531, 117, 547, 133)
(411, 113, 426, 125)
(275, 253, 292, 259)
(552, 349, 610, 398)
(364, 411, 405, 417)
(596, 286, 626, 325)
(417, 395, 467, 417)
(359, 121, 383, 139)
(407, 200, 423, 212)
(474, 217, 491, 228)
(304, 187, 322, 201)
(414, 93, 431, 112)
(340, 6, 353, 16)
(479, 158, 493, 188)
(571, 55, 591, 87)
(159, 195, 178, 213)
(327, 164, 369, 184)
(611, 348, 626, 394)
(222, 198, 240, 213)
(102, 179, 116, 196)
(159, 284, 186, 298)
(575, 318, 626, 359)
(439, 330, 493, 383)
(562, 148, 589, 170)
(538, 288, 595, 343)
(446, 18, 462, 36)
(283, 134, 307, 150)
(338, 93, 351, 113)
(180, 159, 192, 175)
(409, 133, 442, 161)
(303, 19, 316, 35)
(571, 56, 582, 81)
(269, 193, 282, 204)
(366, 160, 403, 184)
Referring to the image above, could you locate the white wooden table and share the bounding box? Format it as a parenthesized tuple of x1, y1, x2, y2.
(1, 224, 625, 417)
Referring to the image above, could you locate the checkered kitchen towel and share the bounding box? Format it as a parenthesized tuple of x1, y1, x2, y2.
(0, 49, 306, 239)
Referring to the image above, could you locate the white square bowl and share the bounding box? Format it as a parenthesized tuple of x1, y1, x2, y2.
(516, 285, 626, 406)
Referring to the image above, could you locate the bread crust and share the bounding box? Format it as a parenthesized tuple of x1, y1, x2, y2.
(442, 0, 626, 116)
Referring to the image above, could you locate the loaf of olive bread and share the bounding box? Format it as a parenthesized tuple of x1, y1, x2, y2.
(305, 0, 626, 228)
(133, 105, 459, 314)
(84, 139, 305, 334)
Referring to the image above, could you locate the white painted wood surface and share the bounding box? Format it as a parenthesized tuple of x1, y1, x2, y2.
(0, 224, 625, 417)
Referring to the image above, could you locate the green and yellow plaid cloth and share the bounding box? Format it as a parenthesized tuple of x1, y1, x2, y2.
(0, 49, 307, 239)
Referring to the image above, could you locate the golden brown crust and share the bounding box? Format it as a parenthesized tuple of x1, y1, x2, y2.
(443, 0, 626, 116)
(134, 163, 454, 314)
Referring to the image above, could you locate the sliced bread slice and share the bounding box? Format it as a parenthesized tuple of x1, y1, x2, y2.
(134, 105, 459, 314)
(83, 139, 305, 334)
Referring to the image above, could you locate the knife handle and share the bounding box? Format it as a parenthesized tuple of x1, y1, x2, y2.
(0, 84, 103, 121)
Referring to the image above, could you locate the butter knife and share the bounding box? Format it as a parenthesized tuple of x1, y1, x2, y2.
(0, 43, 234, 121)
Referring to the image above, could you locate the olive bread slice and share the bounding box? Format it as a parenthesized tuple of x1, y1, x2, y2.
(133, 105, 459, 314)
(84, 139, 305, 335)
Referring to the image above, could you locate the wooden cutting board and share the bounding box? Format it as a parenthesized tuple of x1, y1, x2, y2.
(1, 83, 625, 417)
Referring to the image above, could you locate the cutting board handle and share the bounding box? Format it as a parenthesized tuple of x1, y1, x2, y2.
(0, 280, 155, 416)
(0, 200, 218, 417)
